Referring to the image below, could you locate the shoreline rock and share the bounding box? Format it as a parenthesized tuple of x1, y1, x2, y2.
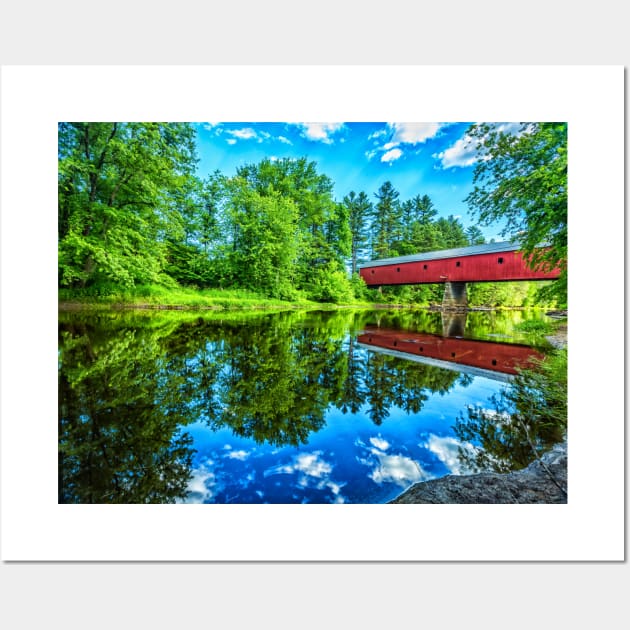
(390, 441, 567, 504)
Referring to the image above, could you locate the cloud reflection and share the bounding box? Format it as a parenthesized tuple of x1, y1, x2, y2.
(226, 449, 250, 461)
(177, 458, 218, 503)
(357, 438, 430, 487)
(422, 434, 478, 475)
(369, 436, 390, 451)
(264, 451, 346, 503)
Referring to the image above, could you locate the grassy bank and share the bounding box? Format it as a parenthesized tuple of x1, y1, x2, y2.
(58, 285, 379, 311)
(58, 284, 567, 314)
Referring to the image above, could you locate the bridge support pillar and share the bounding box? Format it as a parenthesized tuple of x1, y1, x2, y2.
(442, 281, 468, 311)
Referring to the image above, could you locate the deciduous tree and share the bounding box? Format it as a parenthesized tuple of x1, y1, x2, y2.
(465, 122, 567, 304)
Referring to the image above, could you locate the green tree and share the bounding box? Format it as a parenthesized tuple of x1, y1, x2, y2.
(343, 190, 372, 275)
(465, 224, 485, 245)
(58, 122, 198, 289)
(234, 157, 351, 299)
(372, 181, 401, 259)
(465, 122, 567, 304)
(435, 215, 468, 249)
(224, 179, 301, 299)
(396, 194, 441, 255)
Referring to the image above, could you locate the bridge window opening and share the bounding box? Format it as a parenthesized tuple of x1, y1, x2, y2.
(456, 261, 461, 267)
(497, 257, 504, 264)
(393, 341, 398, 347)
(423, 264, 428, 270)
(371, 269, 375, 274)
(419, 347, 423, 352)
(396, 267, 400, 272)
(451, 352, 456, 358)
(492, 359, 497, 366)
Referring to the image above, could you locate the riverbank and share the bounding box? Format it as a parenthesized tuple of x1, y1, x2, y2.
(390, 440, 567, 504)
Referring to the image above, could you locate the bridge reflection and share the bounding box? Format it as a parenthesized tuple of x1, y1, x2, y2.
(357, 322, 544, 382)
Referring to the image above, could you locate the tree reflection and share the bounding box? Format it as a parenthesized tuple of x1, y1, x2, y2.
(453, 350, 567, 472)
(59, 308, 544, 503)
(58, 319, 196, 503)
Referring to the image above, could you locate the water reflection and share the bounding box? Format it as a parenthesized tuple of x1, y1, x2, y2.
(441, 311, 467, 337)
(58, 308, 553, 503)
(358, 325, 544, 381)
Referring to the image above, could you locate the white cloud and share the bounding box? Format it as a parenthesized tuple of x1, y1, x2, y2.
(226, 138, 237, 145)
(382, 141, 399, 151)
(297, 122, 345, 143)
(365, 149, 377, 161)
(226, 127, 257, 140)
(436, 122, 529, 169)
(277, 135, 292, 145)
(389, 122, 444, 145)
(434, 135, 479, 168)
(202, 122, 222, 131)
(381, 148, 403, 163)
(368, 128, 388, 141)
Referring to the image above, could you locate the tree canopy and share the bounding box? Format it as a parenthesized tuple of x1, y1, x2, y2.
(465, 122, 568, 304)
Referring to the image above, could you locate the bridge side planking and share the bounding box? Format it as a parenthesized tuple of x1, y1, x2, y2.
(358, 242, 561, 287)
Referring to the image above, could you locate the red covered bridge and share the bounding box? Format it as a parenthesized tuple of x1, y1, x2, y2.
(358, 242, 561, 309)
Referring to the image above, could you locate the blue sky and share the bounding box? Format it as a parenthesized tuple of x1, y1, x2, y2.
(194, 122, 508, 241)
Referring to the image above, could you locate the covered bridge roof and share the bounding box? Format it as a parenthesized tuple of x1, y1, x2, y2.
(357, 241, 522, 269)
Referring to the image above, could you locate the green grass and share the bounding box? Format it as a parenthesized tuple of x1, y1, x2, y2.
(58, 284, 378, 311)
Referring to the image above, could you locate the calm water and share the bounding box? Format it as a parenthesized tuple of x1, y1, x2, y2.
(58, 308, 554, 504)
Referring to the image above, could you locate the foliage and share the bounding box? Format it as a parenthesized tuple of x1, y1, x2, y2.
(466, 281, 557, 309)
(58, 122, 198, 289)
(305, 262, 356, 303)
(224, 181, 301, 299)
(435, 215, 469, 249)
(371, 181, 401, 258)
(466, 225, 485, 245)
(465, 122, 567, 305)
(234, 157, 350, 298)
(454, 349, 567, 472)
(343, 191, 373, 274)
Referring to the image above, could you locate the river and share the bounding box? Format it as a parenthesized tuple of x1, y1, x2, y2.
(58, 307, 556, 504)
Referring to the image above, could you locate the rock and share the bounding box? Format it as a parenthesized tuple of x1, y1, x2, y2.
(389, 441, 567, 504)
(545, 309, 568, 319)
